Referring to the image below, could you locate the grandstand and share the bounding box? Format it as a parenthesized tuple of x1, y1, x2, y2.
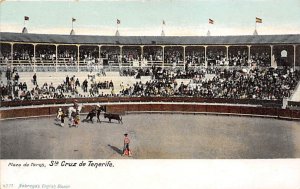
(1, 32, 300, 104)
(1, 32, 300, 70)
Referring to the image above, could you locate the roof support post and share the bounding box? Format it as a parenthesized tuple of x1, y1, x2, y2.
(294, 45, 296, 71)
(98, 45, 101, 60)
(162, 46, 165, 68)
(183, 46, 186, 70)
(204, 46, 207, 69)
(98, 45, 101, 71)
(120, 45, 123, 69)
(226, 45, 229, 62)
(10, 43, 14, 68)
(141, 45, 144, 67)
(77, 44, 80, 72)
(55, 44, 58, 72)
(247, 45, 251, 67)
(33, 44, 36, 72)
(270, 45, 273, 68)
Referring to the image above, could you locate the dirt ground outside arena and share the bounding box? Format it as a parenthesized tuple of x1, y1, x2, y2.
(1, 113, 300, 159)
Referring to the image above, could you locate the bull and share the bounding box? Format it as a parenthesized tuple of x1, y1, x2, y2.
(104, 113, 123, 124)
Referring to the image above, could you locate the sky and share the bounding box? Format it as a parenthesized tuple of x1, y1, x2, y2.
(0, 0, 300, 36)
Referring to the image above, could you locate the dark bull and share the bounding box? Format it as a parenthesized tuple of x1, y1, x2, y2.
(104, 113, 123, 124)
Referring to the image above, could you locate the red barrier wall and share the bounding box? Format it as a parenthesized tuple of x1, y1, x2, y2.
(1, 103, 300, 120)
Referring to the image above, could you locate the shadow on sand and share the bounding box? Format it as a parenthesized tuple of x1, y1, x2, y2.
(101, 120, 121, 124)
(108, 144, 123, 155)
(54, 122, 63, 127)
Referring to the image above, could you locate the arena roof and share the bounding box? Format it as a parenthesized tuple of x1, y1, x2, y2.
(1, 32, 300, 45)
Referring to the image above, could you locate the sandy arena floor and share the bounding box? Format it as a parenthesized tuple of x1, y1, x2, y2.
(1, 113, 300, 159)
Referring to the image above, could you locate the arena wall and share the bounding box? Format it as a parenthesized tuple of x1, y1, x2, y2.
(1, 102, 300, 120)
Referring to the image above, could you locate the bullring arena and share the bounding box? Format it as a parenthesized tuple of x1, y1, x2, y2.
(1, 32, 300, 159)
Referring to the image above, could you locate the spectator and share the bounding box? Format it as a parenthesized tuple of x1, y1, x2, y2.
(14, 72, 20, 84)
(33, 73, 37, 85)
(75, 78, 80, 87)
(66, 75, 70, 86)
(83, 79, 88, 92)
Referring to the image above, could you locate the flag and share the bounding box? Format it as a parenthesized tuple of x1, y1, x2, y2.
(117, 19, 121, 24)
(24, 16, 29, 21)
(72, 18, 76, 22)
(162, 20, 166, 25)
(209, 18, 214, 24)
(256, 17, 262, 23)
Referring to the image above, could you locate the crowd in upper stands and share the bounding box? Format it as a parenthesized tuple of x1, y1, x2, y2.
(228, 51, 248, 66)
(164, 49, 183, 65)
(186, 51, 205, 66)
(1, 45, 276, 69)
(250, 52, 271, 67)
(143, 48, 163, 62)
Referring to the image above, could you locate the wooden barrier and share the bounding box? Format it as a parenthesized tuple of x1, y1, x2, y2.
(194, 105, 207, 112)
(228, 106, 241, 114)
(278, 109, 293, 118)
(181, 104, 194, 112)
(151, 104, 162, 111)
(292, 110, 300, 118)
(263, 108, 278, 117)
(107, 105, 126, 114)
(0, 107, 50, 119)
(161, 104, 173, 111)
(1, 103, 300, 120)
(139, 104, 152, 112)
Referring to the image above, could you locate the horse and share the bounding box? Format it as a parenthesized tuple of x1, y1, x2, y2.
(67, 104, 83, 120)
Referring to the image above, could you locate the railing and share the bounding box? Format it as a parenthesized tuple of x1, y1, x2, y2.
(288, 101, 300, 107)
(0, 97, 283, 108)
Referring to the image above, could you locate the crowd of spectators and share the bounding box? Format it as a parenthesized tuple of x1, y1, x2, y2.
(36, 46, 56, 62)
(1, 66, 300, 102)
(0, 47, 11, 64)
(101, 49, 120, 63)
(0, 69, 117, 101)
(207, 50, 226, 66)
(120, 68, 137, 77)
(1, 46, 278, 70)
(119, 67, 300, 100)
(228, 51, 249, 66)
(79, 49, 99, 66)
(143, 49, 163, 62)
(250, 52, 271, 67)
(185, 51, 205, 66)
(122, 49, 141, 63)
(13, 49, 33, 61)
(1, 46, 300, 103)
(164, 50, 183, 64)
